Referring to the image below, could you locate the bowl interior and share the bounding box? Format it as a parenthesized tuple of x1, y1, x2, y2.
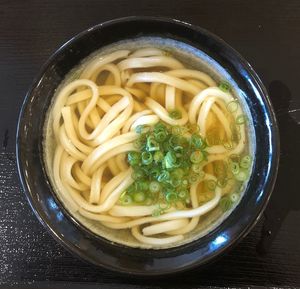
(43, 35, 256, 249)
(16, 17, 279, 275)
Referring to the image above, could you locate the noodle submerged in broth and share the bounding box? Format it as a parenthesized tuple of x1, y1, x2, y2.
(44, 41, 253, 248)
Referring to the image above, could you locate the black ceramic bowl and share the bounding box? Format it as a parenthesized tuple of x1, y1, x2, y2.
(16, 16, 279, 276)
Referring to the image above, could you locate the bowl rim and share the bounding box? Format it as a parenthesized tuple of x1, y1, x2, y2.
(16, 16, 280, 276)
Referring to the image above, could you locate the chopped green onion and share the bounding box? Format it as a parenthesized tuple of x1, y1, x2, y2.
(190, 150, 203, 163)
(236, 114, 247, 125)
(132, 169, 144, 180)
(135, 125, 144, 134)
(230, 193, 239, 202)
(135, 125, 149, 134)
(219, 197, 232, 212)
(173, 145, 183, 156)
(133, 191, 146, 203)
(219, 81, 231, 92)
(240, 155, 252, 169)
(150, 166, 160, 178)
(164, 151, 177, 168)
(149, 181, 160, 193)
(235, 169, 248, 181)
(169, 109, 182, 119)
(141, 151, 153, 165)
(172, 168, 184, 179)
(178, 190, 188, 199)
(189, 172, 199, 184)
(171, 126, 184, 135)
(229, 154, 240, 163)
(134, 139, 142, 149)
(158, 202, 171, 210)
(168, 135, 179, 148)
(230, 161, 240, 175)
(138, 181, 149, 192)
(126, 184, 135, 194)
(154, 122, 167, 132)
(146, 136, 159, 151)
(191, 134, 206, 149)
(154, 131, 167, 142)
(166, 192, 177, 203)
(153, 151, 164, 163)
(223, 141, 234, 150)
(198, 170, 205, 180)
(227, 100, 238, 113)
(169, 177, 181, 187)
(182, 178, 189, 187)
(188, 123, 200, 133)
(125, 121, 213, 211)
(157, 170, 170, 182)
(120, 194, 133, 205)
(217, 178, 228, 188)
(127, 151, 140, 166)
(206, 180, 217, 191)
(192, 163, 201, 173)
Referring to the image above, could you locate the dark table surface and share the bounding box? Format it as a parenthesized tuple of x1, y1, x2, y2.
(1, 0, 300, 288)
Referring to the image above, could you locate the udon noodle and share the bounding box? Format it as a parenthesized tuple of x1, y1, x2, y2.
(45, 45, 252, 248)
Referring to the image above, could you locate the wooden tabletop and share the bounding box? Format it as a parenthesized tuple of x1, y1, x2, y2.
(1, 0, 300, 288)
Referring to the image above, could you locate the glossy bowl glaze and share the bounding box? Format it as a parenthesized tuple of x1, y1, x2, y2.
(16, 16, 279, 276)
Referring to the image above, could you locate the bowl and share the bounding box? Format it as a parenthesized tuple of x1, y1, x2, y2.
(16, 16, 279, 276)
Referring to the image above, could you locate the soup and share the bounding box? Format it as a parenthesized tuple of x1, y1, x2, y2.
(44, 37, 253, 249)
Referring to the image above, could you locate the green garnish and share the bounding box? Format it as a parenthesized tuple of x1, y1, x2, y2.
(240, 155, 252, 169)
(154, 131, 167, 142)
(219, 196, 232, 212)
(132, 168, 145, 180)
(158, 170, 170, 182)
(191, 163, 201, 173)
(135, 125, 148, 134)
(164, 151, 177, 168)
(153, 151, 164, 163)
(119, 194, 133, 205)
(235, 169, 248, 181)
(219, 81, 231, 92)
(191, 134, 206, 149)
(230, 161, 240, 175)
(169, 109, 182, 119)
(188, 123, 200, 133)
(227, 100, 238, 112)
(123, 121, 209, 206)
(230, 193, 239, 202)
(236, 114, 247, 125)
(149, 181, 160, 193)
(206, 180, 217, 191)
(146, 136, 159, 151)
(166, 192, 177, 203)
(121, 120, 251, 210)
(127, 151, 140, 166)
(190, 150, 204, 163)
(189, 172, 199, 184)
(133, 191, 146, 203)
(141, 151, 153, 165)
(178, 189, 188, 199)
